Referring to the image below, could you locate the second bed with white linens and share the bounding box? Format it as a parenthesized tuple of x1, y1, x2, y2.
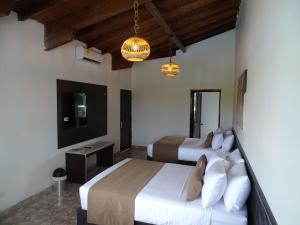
(147, 137, 218, 162)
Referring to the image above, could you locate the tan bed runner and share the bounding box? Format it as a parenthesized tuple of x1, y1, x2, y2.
(153, 136, 185, 163)
(88, 159, 164, 225)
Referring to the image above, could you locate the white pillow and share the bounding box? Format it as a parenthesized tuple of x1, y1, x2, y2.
(222, 134, 235, 152)
(224, 129, 233, 136)
(206, 150, 230, 171)
(228, 149, 244, 164)
(223, 161, 251, 211)
(214, 127, 223, 134)
(211, 133, 224, 150)
(201, 160, 227, 208)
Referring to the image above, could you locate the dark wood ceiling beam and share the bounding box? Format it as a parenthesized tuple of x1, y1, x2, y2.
(100, 29, 167, 54)
(103, 15, 235, 56)
(170, 3, 238, 30)
(149, 18, 236, 55)
(159, 0, 220, 17)
(142, 24, 235, 67)
(109, 0, 240, 70)
(87, 0, 236, 51)
(182, 21, 236, 44)
(144, 27, 235, 68)
(44, 0, 151, 50)
(85, 0, 219, 48)
(175, 13, 237, 38)
(75, 7, 152, 42)
(183, 23, 235, 47)
(149, 14, 236, 52)
(76, 11, 135, 42)
(114, 21, 234, 69)
(85, 16, 158, 48)
(92, 25, 161, 50)
(17, 0, 65, 21)
(0, 0, 12, 17)
(111, 52, 134, 70)
(162, 0, 235, 24)
(77, 0, 219, 45)
(144, 1, 186, 53)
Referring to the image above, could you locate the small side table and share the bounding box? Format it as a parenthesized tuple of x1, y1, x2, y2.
(65, 141, 114, 184)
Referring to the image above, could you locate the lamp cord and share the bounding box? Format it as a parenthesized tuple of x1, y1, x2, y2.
(134, 0, 140, 36)
(169, 37, 173, 63)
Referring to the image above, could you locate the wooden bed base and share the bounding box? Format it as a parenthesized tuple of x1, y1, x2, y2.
(77, 132, 277, 225)
(147, 156, 196, 166)
(77, 207, 152, 225)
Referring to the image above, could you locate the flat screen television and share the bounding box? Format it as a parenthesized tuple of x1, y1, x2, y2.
(57, 79, 107, 148)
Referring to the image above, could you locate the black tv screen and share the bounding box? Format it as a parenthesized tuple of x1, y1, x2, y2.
(57, 79, 107, 148)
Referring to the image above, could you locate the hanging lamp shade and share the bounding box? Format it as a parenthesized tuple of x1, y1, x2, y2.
(121, 36, 150, 62)
(121, 0, 150, 62)
(161, 37, 180, 77)
(161, 61, 180, 77)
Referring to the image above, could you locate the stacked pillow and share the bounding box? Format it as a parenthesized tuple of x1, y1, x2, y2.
(211, 128, 235, 151)
(223, 159, 251, 211)
(206, 150, 230, 171)
(222, 133, 235, 152)
(211, 132, 223, 150)
(228, 148, 244, 163)
(186, 148, 251, 212)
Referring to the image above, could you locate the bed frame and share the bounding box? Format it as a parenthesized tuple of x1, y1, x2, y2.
(77, 208, 152, 225)
(147, 156, 196, 166)
(77, 131, 277, 225)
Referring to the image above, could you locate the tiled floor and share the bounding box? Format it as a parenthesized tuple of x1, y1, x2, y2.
(0, 147, 147, 225)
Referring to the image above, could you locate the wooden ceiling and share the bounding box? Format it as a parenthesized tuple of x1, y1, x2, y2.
(1, 0, 240, 70)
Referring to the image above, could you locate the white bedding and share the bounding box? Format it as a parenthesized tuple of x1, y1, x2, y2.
(80, 159, 247, 225)
(147, 137, 218, 162)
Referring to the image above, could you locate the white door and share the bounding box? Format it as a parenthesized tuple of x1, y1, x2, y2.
(200, 92, 219, 138)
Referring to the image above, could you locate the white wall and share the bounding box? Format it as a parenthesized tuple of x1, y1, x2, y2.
(131, 30, 236, 146)
(0, 13, 131, 212)
(234, 0, 300, 224)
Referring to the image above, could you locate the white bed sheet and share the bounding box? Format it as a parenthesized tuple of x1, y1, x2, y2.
(80, 159, 247, 225)
(147, 137, 217, 162)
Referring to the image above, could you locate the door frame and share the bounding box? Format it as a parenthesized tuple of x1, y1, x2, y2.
(120, 89, 132, 151)
(189, 89, 221, 138)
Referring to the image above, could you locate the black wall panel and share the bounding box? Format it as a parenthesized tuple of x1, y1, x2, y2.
(57, 79, 107, 148)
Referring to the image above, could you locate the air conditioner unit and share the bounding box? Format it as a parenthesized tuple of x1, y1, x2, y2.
(75, 47, 103, 64)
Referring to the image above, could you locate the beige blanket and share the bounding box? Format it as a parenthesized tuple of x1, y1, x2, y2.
(87, 159, 164, 225)
(153, 136, 185, 163)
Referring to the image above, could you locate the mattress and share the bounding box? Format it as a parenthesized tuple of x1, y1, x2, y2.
(147, 137, 217, 162)
(80, 159, 247, 225)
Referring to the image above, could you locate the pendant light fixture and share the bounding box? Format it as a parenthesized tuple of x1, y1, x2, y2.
(121, 0, 150, 62)
(161, 37, 180, 77)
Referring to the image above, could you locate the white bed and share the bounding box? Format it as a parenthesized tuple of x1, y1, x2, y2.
(147, 137, 218, 162)
(80, 159, 247, 225)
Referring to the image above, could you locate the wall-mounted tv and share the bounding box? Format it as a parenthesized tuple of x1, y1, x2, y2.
(57, 79, 107, 148)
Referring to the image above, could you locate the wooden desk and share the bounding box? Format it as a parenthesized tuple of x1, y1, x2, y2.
(65, 141, 114, 184)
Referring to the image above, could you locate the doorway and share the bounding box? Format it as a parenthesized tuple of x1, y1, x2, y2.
(189, 89, 221, 138)
(120, 89, 132, 151)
